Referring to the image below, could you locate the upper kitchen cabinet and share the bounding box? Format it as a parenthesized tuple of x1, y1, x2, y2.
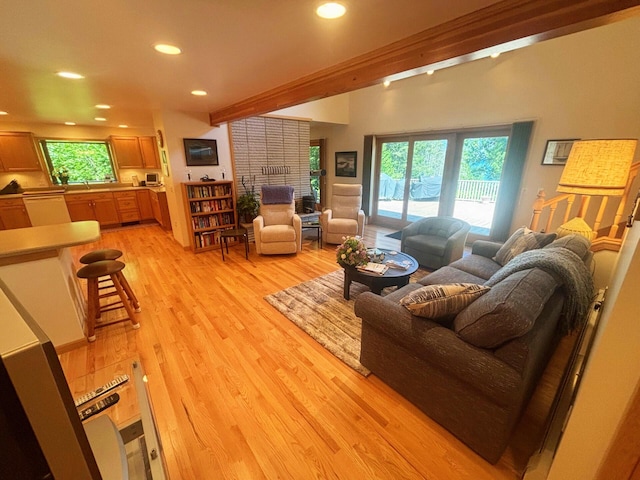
(110, 135, 160, 169)
(0, 132, 42, 171)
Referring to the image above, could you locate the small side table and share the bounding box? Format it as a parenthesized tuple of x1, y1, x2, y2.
(302, 222, 322, 248)
(220, 227, 249, 261)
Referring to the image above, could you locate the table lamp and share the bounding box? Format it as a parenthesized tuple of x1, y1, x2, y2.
(556, 139, 637, 240)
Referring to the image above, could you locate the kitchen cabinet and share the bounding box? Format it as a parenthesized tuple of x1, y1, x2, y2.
(65, 192, 120, 227)
(110, 136, 160, 169)
(114, 191, 140, 223)
(0, 132, 42, 172)
(0, 198, 31, 230)
(136, 189, 154, 220)
(149, 189, 171, 230)
(138, 136, 161, 169)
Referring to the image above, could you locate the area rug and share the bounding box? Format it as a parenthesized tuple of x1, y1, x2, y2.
(386, 231, 402, 240)
(264, 267, 429, 376)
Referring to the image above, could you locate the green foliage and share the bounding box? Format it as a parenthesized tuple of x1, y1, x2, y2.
(43, 141, 115, 183)
(459, 136, 508, 181)
(309, 145, 320, 202)
(379, 136, 507, 182)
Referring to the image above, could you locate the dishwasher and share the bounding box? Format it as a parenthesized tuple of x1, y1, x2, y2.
(23, 193, 71, 226)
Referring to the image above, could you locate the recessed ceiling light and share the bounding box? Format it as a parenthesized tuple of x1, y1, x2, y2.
(118, 124, 128, 128)
(64, 122, 76, 126)
(94, 117, 107, 121)
(427, 70, 435, 75)
(95, 104, 111, 109)
(316, 2, 346, 19)
(490, 52, 501, 59)
(383, 80, 391, 88)
(191, 90, 207, 96)
(0, 111, 8, 115)
(57, 71, 84, 79)
(154, 44, 182, 55)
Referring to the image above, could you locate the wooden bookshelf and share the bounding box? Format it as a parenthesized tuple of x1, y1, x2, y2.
(181, 181, 237, 253)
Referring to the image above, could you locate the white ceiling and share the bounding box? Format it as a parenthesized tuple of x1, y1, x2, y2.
(0, 0, 501, 129)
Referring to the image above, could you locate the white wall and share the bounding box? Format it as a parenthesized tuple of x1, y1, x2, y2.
(154, 110, 232, 247)
(311, 16, 640, 230)
(549, 213, 640, 478)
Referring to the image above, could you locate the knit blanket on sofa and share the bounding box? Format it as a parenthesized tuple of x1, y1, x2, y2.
(485, 247, 594, 334)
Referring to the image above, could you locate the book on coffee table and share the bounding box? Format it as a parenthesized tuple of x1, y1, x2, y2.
(357, 262, 389, 275)
(385, 259, 411, 270)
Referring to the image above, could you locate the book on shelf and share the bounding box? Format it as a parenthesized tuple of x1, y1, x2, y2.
(385, 259, 412, 270)
(356, 262, 389, 275)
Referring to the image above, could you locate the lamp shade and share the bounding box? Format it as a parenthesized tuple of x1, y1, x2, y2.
(557, 139, 637, 196)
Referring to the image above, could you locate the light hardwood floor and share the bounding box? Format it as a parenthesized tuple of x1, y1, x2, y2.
(59, 223, 573, 479)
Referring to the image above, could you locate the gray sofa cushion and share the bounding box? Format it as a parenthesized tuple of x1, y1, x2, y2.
(493, 227, 557, 266)
(418, 266, 487, 286)
(453, 268, 559, 348)
(544, 234, 591, 260)
(448, 254, 502, 281)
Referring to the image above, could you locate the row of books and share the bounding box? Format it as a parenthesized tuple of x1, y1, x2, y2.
(190, 199, 234, 213)
(187, 185, 231, 199)
(194, 231, 221, 248)
(192, 214, 230, 230)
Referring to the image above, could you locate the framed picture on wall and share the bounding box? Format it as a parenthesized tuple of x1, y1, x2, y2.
(335, 151, 357, 177)
(541, 139, 579, 165)
(183, 138, 219, 166)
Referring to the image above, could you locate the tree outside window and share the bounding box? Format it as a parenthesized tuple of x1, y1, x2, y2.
(40, 140, 117, 184)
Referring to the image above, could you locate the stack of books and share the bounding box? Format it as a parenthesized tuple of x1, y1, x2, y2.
(356, 262, 389, 275)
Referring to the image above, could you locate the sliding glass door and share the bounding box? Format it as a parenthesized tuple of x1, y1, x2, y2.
(373, 128, 510, 240)
(376, 136, 450, 228)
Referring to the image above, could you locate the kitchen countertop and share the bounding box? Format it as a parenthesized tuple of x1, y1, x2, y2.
(0, 220, 100, 258)
(0, 185, 166, 200)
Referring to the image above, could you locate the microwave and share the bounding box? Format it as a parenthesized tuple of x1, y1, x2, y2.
(145, 173, 161, 186)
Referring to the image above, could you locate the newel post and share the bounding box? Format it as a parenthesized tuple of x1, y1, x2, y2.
(530, 189, 546, 231)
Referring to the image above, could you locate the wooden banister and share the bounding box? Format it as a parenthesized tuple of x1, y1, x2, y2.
(530, 162, 640, 252)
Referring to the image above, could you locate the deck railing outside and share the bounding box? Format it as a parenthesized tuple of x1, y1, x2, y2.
(456, 180, 500, 202)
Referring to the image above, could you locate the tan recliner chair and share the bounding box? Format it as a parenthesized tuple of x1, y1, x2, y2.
(320, 184, 365, 244)
(253, 185, 302, 255)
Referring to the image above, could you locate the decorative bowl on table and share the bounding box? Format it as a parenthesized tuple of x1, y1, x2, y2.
(367, 248, 385, 263)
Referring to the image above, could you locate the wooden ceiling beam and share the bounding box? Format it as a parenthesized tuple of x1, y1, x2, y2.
(209, 0, 640, 126)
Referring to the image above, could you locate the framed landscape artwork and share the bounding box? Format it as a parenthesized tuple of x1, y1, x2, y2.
(541, 139, 579, 165)
(335, 151, 357, 177)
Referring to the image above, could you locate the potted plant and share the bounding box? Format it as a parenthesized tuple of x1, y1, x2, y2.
(236, 175, 260, 223)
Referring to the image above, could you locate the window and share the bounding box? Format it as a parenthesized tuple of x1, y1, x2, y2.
(310, 139, 326, 207)
(374, 126, 513, 240)
(40, 140, 117, 184)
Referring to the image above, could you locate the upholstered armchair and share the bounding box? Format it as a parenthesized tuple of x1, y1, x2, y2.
(253, 185, 302, 255)
(400, 216, 470, 269)
(320, 184, 366, 244)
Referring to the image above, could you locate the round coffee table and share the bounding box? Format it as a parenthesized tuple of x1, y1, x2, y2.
(343, 249, 419, 300)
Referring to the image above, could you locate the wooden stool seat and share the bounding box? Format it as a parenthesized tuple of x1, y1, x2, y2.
(76, 260, 140, 342)
(79, 248, 123, 264)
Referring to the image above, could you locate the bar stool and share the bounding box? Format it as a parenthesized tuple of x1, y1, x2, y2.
(76, 260, 141, 342)
(79, 248, 123, 264)
(79, 248, 124, 297)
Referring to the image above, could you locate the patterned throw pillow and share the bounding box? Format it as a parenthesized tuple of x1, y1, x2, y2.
(400, 283, 490, 319)
(493, 227, 556, 266)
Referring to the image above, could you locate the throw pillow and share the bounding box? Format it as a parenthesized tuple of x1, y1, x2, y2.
(493, 227, 556, 266)
(400, 283, 490, 319)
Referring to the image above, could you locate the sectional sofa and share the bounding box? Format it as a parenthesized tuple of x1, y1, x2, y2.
(354, 232, 594, 463)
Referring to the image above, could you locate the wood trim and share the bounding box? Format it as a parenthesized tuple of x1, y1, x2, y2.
(209, 0, 640, 125)
(0, 249, 57, 267)
(596, 381, 640, 479)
